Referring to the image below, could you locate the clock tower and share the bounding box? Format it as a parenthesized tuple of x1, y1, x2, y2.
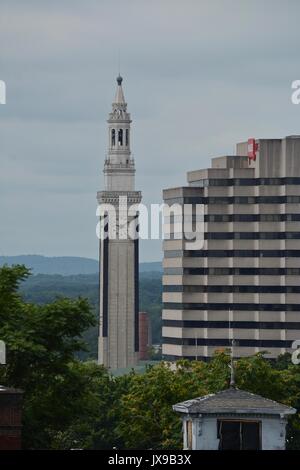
(97, 76, 142, 369)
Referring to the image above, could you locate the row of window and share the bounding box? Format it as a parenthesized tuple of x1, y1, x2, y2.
(166, 214, 300, 223)
(163, 337, 292, 348)
(111, 128, 129, 147)
(163, 302, 300, 311)
(165, 196, 300, 205)
(164, 267, 300, 275)
(163, 285, 300, 293)
(170, 232, 300, 240)
(190, 177, 300, 187)
(164, 249, 300, 258)
(163, 319, 300, 329)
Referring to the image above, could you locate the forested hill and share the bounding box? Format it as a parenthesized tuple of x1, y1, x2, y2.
(3, 256, 163, 359)
(20, 271, 162, 360)
(0, 255, 162, 275)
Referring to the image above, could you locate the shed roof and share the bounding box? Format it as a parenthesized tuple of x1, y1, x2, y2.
(173, 388, 296, 416)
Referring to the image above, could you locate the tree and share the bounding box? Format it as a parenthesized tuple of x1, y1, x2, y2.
(1, 265, 300, 450)
(116, 353, 300, 449)
(116, 361, 208, 449)
(47, 361, 123, 450)
(0, 264, 103, 449)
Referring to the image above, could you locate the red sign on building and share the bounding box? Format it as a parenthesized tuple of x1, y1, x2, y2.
(247, 138, 258, 161)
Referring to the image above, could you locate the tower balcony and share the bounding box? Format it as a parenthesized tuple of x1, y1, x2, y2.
(97, 190, 142, 205)
(104, 159, 135, 169)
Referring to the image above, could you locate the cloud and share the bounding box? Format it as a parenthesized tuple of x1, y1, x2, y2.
(1, 0, 300, 260)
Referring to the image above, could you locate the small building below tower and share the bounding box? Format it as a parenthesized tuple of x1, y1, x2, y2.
(0, 386, 23, 450)
(173, 387, 296, 450)
(139, 311, 152, 360)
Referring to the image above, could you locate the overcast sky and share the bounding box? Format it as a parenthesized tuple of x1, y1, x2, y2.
(1, 0, 300, 261)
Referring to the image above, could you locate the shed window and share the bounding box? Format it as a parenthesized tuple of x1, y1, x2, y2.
(218, 420, 261, 450)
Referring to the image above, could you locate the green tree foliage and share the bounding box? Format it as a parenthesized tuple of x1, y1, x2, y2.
(1, 265, 300, 449)
(0, 265, 103, 448)
(47, 361, 125, 450)
(115, 354, 300, 449)
(19, 271, 163, 358)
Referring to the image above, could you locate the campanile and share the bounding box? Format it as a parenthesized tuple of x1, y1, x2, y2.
(97, 76, 142, 369)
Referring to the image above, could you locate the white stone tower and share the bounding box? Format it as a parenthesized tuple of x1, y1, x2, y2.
(97, 75, 142, 369)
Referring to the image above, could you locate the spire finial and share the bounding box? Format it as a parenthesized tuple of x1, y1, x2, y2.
(114, 74, 125, 104)
(117, 74, 123, 86)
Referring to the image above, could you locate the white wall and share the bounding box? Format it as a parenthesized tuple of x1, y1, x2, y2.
(261, 417, 287, 450)
(182, 415, 287, 450)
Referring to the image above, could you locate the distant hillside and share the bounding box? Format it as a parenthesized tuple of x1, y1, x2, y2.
(19, 271, 162, 360)
(0, 255, 162, 275)
(140, 261, 162, 272)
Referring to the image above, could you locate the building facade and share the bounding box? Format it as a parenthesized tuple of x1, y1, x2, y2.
(163, 136, 300, 360)
(97, 76, 141, 369)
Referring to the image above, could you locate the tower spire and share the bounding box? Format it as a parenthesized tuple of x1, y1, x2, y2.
(114, 74, 125, 104)
(105, 75, 134, 191)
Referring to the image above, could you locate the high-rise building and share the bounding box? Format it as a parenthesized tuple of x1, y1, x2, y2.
(162, 136, 300, 360)
(97, 76, 141, 369)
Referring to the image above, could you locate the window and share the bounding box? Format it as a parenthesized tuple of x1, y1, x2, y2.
(218, 420, 261, 450)
(210, 268, 229, 275)
(111, 129, 115, 147)
(287, 196, 300, 203)
(260, 214, 281, 222)
(126, 129, 129, 146)
(118, 129, 123, 146)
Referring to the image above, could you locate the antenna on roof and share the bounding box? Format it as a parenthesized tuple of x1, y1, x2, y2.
(230, 339, 236, 388)
(229, 310, 236, 388)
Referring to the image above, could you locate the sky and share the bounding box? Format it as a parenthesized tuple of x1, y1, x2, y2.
(1, 0, 300, 262)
